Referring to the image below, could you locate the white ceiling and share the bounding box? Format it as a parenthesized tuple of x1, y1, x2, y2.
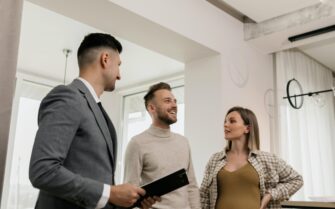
(298, 36, 335, 69)
(17, 1, 184, 89)
(18, 0, 335, 87)
(219, 0, 320, 22)
(218, 0, 335, 71)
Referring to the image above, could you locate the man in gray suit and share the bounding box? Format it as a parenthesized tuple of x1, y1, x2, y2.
(29, 33, 157, 209)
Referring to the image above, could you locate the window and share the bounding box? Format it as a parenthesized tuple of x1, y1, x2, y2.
(1, 77, 52, 209)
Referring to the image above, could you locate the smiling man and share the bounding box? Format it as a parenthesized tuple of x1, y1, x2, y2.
(123, 82, 201, 209)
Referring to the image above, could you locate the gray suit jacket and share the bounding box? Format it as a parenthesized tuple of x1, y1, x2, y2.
(29, 79, 117, 209)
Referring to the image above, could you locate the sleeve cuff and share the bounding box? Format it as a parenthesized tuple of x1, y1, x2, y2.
(95, 184, 110, 209)
(266, 187, 289, 201)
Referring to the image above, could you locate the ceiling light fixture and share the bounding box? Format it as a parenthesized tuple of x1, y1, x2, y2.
(288, 24, 335, 42)
(283, 78, 335, 109)
(62, 48, 72, 84)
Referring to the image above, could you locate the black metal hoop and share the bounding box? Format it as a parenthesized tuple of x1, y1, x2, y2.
(286, 78, 304, 109)
(283, 78, 334, 109)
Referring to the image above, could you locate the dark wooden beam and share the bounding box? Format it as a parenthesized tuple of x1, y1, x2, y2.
(207, 0, 252, 22)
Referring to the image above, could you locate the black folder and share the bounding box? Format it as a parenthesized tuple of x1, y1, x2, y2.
(130, 168, 189, 208)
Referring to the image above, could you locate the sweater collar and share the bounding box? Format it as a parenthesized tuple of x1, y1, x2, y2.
(147, 125, 171, 138)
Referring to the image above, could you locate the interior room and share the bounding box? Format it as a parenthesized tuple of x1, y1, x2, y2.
(1, 0, 335, 208)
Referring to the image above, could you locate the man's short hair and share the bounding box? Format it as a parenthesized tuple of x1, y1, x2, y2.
(77, 33, 122, 68)
(144, 82, 171, 110)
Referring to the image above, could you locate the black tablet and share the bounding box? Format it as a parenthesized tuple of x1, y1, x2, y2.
(130, 168, 189, 208)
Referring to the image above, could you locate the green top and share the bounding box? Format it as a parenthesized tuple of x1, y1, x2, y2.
(215, 163, 260, 209)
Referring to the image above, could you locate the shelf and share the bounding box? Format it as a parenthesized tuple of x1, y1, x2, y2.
(281, 201, 335, 208)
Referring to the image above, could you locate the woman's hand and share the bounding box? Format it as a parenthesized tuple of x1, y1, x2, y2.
(260, 193, 271, 209)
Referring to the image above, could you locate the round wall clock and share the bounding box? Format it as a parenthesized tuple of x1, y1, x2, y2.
(227, 60, 249, 88)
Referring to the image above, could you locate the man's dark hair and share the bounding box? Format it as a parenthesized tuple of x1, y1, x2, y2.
(77, 33, 122, 68)
(144, 82, 171, 109)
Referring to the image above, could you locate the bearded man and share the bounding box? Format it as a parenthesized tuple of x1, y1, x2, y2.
(123, 82, 200, 209)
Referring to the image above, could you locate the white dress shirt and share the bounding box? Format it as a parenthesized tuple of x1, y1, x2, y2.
(77, 77, 111, 209)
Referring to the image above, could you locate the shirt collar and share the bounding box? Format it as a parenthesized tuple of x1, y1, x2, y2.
(219, 149, 259, 160)
(77, 77, 100, 103)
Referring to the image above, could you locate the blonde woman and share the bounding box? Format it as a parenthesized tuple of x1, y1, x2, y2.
(200, 106, 303, 209)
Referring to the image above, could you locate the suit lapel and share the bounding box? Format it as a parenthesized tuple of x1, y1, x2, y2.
(106, 116, 117, 170)
(70, 79, 115, 165)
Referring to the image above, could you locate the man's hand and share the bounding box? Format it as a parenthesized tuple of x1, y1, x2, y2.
(109, 183, 145, 207)
(140, 196, 161, 209)
(260, 193, 272, 209)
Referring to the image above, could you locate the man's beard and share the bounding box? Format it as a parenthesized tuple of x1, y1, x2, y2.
(156, 108, 177, 125)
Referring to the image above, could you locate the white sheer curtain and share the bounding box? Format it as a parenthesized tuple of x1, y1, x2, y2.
(274, 49, 335, 200)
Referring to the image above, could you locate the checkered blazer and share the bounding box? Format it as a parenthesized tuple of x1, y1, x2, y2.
(200, 150, 303, 209)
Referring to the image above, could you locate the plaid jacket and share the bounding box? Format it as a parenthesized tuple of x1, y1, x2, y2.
(200, 150, 303, 209)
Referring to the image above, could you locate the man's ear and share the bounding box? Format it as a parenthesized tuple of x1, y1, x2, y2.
(147, 103, 155, 113)
(100, 51, 109, 68)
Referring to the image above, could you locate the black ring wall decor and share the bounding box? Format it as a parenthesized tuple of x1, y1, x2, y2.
(283, 78, 335, 109)
(285, 78, 303, 109)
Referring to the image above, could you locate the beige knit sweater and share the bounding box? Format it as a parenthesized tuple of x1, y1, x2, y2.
(123, 125, 201, 209)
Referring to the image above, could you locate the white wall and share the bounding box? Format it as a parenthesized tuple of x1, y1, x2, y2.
(185, 55, 225, 182)
(109, 0, 274, 182)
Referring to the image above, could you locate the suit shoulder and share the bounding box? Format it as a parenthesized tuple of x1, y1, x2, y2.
(39, 85, 83, 117)
(43, 85, 81, 104)
(47, 84, 80, 98)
